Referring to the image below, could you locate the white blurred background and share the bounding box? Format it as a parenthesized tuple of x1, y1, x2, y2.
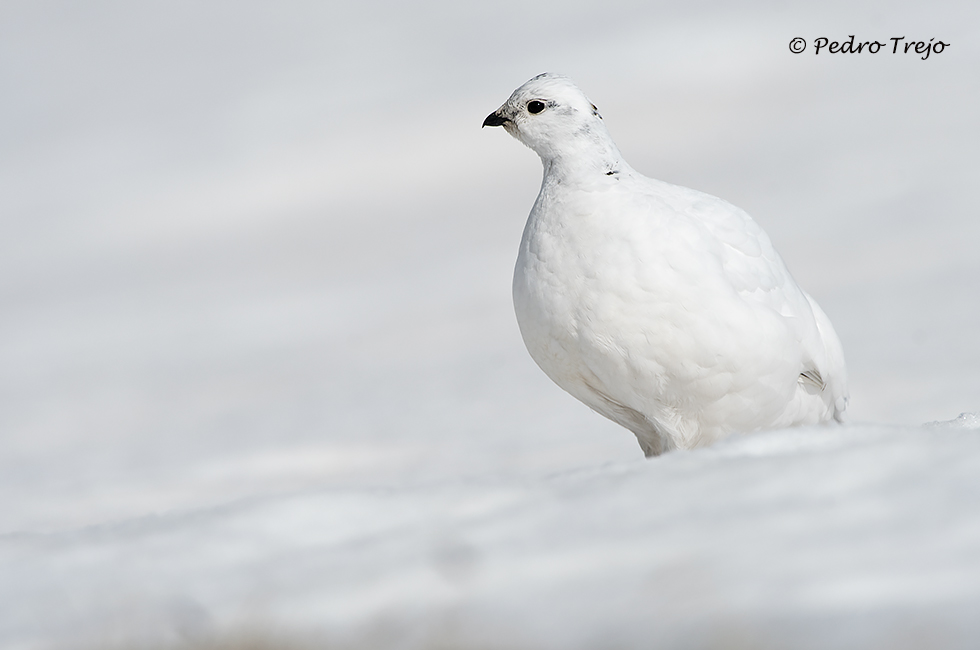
(1, 1, 978, 647)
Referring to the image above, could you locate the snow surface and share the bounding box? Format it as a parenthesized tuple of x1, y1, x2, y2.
(1, 1, 979, 648)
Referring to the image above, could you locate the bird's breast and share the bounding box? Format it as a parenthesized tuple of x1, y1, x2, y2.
(511, 192, 674, 389)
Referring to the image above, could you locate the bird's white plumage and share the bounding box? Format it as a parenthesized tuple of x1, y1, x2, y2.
(485, 73, 848, 456)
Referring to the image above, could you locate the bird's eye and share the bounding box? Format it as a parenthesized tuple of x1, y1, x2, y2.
(527, 100, 546, 114)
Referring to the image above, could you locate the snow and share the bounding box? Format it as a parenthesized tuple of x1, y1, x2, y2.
(6, 421, 980, 649)
(1, 1, 978, 648)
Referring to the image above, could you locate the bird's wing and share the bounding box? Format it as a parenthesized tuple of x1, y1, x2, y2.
(675, 187, 849, 415)
(680, 191, 802, 313)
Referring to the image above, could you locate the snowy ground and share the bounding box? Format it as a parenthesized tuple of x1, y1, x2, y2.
(2, 1, 979, 648)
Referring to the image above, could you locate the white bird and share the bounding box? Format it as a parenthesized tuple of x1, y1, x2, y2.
(483, 73, 848, 456)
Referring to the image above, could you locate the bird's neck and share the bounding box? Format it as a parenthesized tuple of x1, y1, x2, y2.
(539, 138, 627, 186)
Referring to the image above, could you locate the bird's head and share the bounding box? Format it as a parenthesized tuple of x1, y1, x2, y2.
(483, 73, 617, 164)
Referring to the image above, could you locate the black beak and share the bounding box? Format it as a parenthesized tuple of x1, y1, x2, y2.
(482, 111, 508, 128)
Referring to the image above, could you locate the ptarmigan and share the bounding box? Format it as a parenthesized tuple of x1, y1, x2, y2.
(483, 73, 848, 457)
